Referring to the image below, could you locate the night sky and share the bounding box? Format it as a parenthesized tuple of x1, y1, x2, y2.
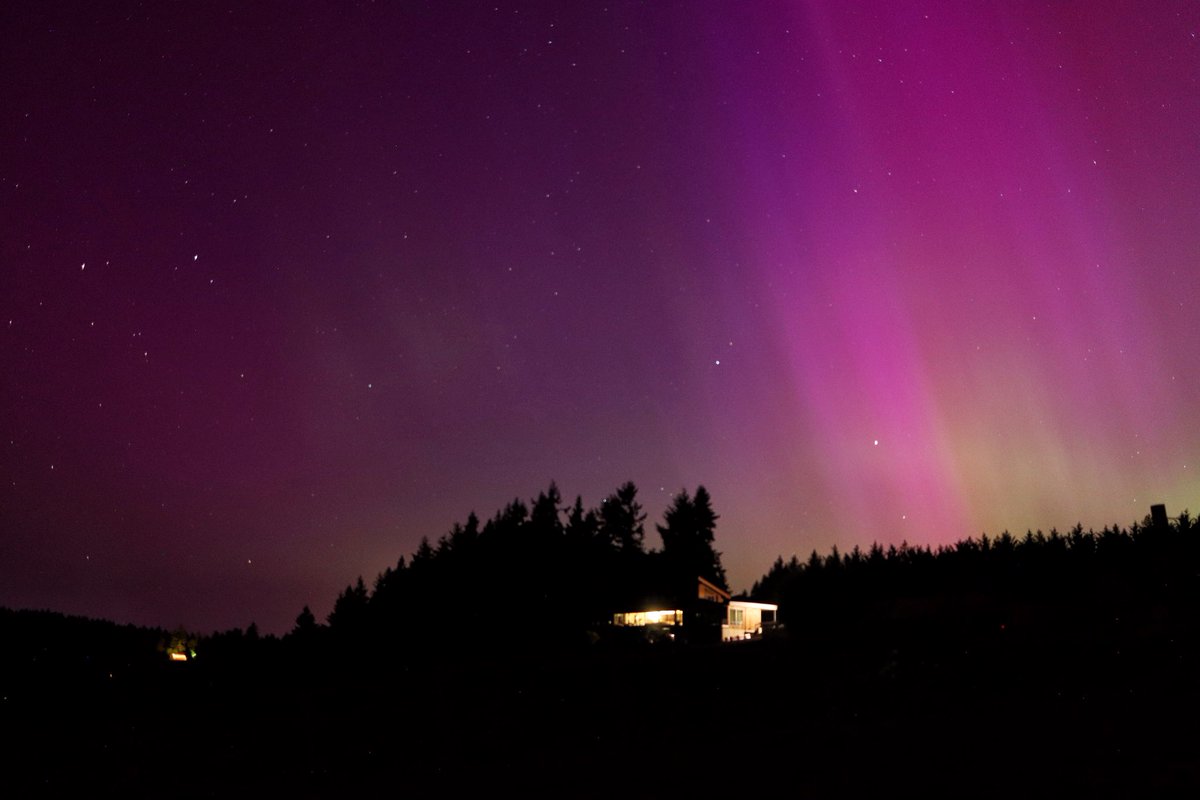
(3, 2, 1198, 634)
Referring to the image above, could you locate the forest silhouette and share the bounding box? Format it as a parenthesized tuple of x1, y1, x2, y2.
(316, 481, 728, 654)
(4, 485, 1200, 797)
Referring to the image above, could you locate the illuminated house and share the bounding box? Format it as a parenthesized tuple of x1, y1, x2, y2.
(722, 600, 778, 641)
(612, 576, 778, 643)
(612, 608, 684, 628)
(164, 629, 197, 662)
(611, 576, 727, 641)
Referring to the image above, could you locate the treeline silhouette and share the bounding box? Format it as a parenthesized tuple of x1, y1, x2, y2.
(6, 504, 1200, 796)
(304, 480, 728, 654)
(0, 608, 170, 693)
(750, 510, 1200, 664)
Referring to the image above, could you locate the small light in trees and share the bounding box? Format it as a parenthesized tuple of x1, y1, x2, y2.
(164, 628, 197, 662)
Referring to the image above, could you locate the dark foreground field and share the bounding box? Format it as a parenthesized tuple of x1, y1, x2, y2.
(6, 609, 1200, 799)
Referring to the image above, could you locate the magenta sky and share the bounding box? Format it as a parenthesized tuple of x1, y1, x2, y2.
(3, 2, 1197, 633)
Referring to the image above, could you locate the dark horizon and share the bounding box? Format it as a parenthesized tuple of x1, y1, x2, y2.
(7, 507, 1200, 797)
(3, 1, 1198, 634)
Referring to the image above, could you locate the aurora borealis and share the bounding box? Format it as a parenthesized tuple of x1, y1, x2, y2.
(3, 2, 1197, 633)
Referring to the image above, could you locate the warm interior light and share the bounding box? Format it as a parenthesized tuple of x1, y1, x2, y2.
(612, 609, 683, 626)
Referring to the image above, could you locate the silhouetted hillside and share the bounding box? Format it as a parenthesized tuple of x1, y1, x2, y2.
(0, 608, 169, 689)
(751, 510, 1200, 648)
(313, 481, 728, 654)
(5, 506, 1200, 797)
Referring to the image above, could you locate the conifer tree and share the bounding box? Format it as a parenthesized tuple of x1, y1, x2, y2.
(657, 485, 727, 591)
(600, 481, 645, 553)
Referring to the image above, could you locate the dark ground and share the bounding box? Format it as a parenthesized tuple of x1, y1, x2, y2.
(5, 606, 1200, 798)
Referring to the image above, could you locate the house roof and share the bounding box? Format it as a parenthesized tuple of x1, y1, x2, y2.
(697, 575, 731, 602)
(728, 600, 777, 611)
